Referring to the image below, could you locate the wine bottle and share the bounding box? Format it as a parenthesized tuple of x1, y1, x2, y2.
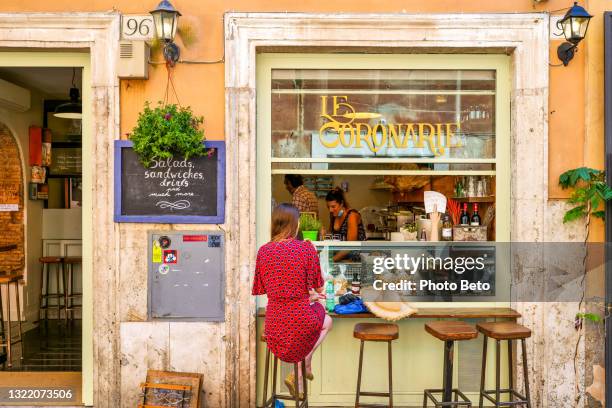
(442, 214, 453, 241)
(471, 203, 481, 226)
(460, 203, 470, 226)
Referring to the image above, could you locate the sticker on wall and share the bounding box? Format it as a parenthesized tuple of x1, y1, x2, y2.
(163, 250, 178, 264)
(158, 264, 170, 275)
(158, 235, 171, 249)
(183, 235, 207, 242)
(152, 242, 162, 263)
(208, 235, 221, 248)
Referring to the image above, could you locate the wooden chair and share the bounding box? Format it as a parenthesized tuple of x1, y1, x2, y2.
(353, 322, 399, 407)
(423, 321, 478, 407)
(476, 322, 532, 408)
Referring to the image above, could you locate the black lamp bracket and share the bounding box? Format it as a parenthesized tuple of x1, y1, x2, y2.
(557, 42, 578, 66)
(163, 41, 180, 67)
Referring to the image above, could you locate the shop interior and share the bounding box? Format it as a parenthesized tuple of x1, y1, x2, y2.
(0, 66, 82, 381)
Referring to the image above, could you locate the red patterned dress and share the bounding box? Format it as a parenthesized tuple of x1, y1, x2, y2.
(252, 238, 325, 363)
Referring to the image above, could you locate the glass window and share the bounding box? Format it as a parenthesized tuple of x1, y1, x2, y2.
(257, 54, 510, 247)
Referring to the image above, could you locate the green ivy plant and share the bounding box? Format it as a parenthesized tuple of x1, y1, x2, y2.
(559, 167, 611, 404)
(558, 167, 612, 223)
(129, 102, 206, 168)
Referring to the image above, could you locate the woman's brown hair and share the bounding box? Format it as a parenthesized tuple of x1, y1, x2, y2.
(271, 203, 300, 241)
(325, 187, 349, 207)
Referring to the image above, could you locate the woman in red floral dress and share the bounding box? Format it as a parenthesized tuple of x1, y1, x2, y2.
(252, 203, 333, 396)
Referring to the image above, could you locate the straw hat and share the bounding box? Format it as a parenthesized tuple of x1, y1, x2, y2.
(362, 287, 418, 321)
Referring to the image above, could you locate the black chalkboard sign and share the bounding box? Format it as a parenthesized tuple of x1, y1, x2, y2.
(114, 140, 225, 223)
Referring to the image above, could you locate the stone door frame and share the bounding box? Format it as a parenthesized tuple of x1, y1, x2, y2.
(0, 12, 120, 407)
(225, 12, 549, 406)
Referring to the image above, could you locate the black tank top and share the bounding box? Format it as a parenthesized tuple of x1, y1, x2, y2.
(331, 209, 367, 241)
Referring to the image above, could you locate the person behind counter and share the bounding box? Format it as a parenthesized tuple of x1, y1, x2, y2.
(325, 187, 366, 262)
(284, 174, 319, 218)
(252, 203, 332, 397)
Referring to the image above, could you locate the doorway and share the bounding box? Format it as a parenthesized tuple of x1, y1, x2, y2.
(0, 52, 91, 406)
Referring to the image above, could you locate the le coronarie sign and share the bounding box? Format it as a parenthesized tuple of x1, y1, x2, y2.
(319, 95, 462, 156)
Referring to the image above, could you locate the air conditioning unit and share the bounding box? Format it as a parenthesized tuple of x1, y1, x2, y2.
(0, 78, 30, 112)
(117, 40, 150, 79)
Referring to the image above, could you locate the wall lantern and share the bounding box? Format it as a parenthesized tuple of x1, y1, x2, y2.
(54, 67, 82, 119)
(150, 0, 181, 66)
(557, 2, 592, 66)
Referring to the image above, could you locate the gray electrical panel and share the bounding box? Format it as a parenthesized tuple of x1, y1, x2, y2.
(148, 231, 225, 321)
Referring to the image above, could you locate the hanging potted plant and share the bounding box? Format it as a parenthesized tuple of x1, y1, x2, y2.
(299, 214, 322, 241)
(129, 102, 206, 168)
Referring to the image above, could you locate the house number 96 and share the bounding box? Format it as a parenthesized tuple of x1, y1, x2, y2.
(121, 15, 154, 41)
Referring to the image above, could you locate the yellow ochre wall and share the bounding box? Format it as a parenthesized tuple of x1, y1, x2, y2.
(0, 0, 604, 210)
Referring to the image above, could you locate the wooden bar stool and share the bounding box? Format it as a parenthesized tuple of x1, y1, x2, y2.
(476, 322, 531, 408)
(38, 257, 65, 321)
(63, 257, 82, 322)
(353, 322, 399, 407)
(260, 335, 308, 408)
(0, 272, 24, 367)
(423, 321, 478, 407)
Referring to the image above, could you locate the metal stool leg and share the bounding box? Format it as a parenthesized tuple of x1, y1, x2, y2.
(521, 339, 531, 408)
(508, 340, 514, 403)
(479, 336, 487, 408)
(14, 281, 23, 360)
(262, 345, 270, 407)
(495, 340, 501, 406)
(55, 264, 62, 321)
(293, 362, 300, 408)
(5, 283, 12, 367)
(388, 340, 393, 408)
(62, 264, 68, 323)
(355, 339, 364, 407)
(301, 360, 308, 407)
(272, 355, 278, 402)
(442, 340, 454, 403)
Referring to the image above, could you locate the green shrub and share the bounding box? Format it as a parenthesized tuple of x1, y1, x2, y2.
(129, 102, 206, 168)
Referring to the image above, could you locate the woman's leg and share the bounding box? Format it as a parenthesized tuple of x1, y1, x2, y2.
(304, 314, 333, 375)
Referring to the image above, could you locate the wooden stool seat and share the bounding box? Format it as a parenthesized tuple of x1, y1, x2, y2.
(353, 322, 399, 341)
(0, 273, 23, 284)
(477, 322, 531, 340)
(425, 321, 478, 342)
(39, 256, 63, 264)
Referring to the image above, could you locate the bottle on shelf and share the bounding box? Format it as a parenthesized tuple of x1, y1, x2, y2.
(460, 203, 470, 226)
(325, 278, 335, 312)
(471, 203, 481, 226)
(442, 214, 453, 241)
(419, 228, 427, 241)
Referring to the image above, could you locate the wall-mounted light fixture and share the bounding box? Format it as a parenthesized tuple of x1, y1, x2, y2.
(557, 2, 592, 66)
(150, 0, 181, 66)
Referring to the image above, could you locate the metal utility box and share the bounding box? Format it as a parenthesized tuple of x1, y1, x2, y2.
(148, 231, 225, 321)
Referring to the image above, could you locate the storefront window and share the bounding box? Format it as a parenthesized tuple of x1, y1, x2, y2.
(257, 54, 510, 248)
